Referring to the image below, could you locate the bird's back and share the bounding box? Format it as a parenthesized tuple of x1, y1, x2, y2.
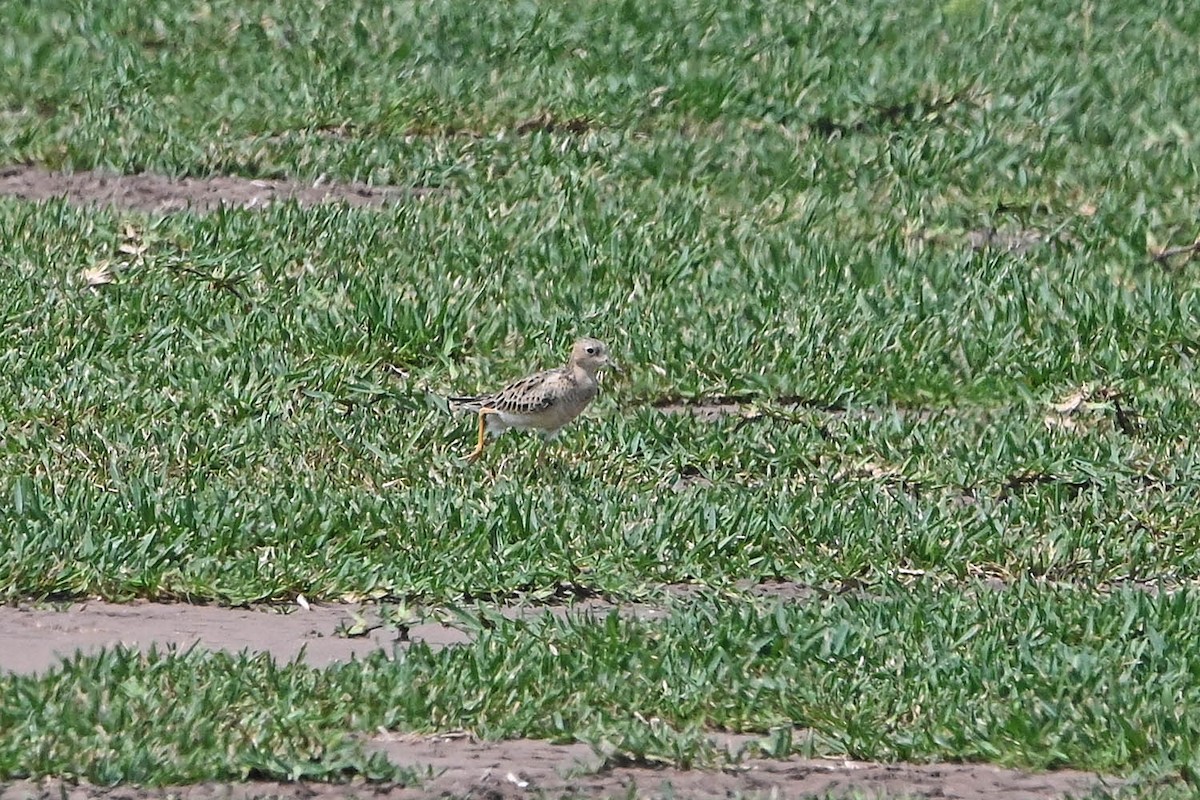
(450, 365, 597, 427)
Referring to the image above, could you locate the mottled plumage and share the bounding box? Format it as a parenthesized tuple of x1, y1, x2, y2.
(450, 337, 616, 462)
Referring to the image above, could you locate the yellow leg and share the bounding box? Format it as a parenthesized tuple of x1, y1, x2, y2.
(466, 408, 496, 463)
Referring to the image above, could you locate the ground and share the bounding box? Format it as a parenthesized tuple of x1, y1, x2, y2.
(0, 165, 417, 214)
(0, 597, 1111, 799)
(3, 1, 1198, 792)
(0, 167, 1147, 794)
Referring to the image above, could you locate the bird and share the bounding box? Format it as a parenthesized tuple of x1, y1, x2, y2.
(449, 337, 618, 463)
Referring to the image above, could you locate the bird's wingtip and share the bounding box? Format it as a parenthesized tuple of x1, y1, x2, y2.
(446, 396, 483, 412)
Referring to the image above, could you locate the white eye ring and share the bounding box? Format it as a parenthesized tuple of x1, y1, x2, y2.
(585, 346, 597, 355)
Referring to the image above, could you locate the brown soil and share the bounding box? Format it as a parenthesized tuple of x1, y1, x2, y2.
(0, 585, 834, 674)
(0, 600, 1116, 799)
(654, 398, 749, 421)
(0, 598, 674, 674)
(965, 227, 1046, 254)
(0, 748, 1115, 800)
(0, 600, 457, 673)
(651, 396, 947, 423)
(361, 732, 1114, 799)
(0, 165, 429, 214)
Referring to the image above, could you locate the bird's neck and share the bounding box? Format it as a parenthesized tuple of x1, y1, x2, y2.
(569, 363, 597, 385)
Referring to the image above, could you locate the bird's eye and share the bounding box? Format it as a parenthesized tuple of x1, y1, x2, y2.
(585, 346, 597, 355)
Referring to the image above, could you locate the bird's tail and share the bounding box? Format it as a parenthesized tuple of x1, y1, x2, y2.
(447, 395, 485, 412)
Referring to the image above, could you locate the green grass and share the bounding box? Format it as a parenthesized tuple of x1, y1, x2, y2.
(3, 588, 1200, 784)
(1, 0, 1199, 791)
(5, 398, 1200, 602)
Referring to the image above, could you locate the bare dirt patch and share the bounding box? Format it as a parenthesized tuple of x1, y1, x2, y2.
(651, 395, 948, 424)
(909, 225, 1079, 256)
(0, 597, 1121, 798)
(0, 165, 430, 214)
(0, 741, 1116, 800)
(965, 227, 1047, 255)
(0, 600, 423, 673)
(3, 584, 856, 675)
(365, 732, 1115, 799)
(655, 397, 750, 422)
(0, 598, 675, 675)
(0, 582, 899, 675)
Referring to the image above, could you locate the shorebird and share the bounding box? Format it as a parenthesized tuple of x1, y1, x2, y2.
(449, 337, 617, 462)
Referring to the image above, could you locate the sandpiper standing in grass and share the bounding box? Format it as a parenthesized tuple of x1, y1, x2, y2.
(449, 337, 618, 462)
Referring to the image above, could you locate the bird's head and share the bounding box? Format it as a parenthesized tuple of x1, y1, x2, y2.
(571, 337, 618, 375)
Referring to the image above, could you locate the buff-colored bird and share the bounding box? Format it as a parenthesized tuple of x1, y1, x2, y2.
(449, 337, 617, 462)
